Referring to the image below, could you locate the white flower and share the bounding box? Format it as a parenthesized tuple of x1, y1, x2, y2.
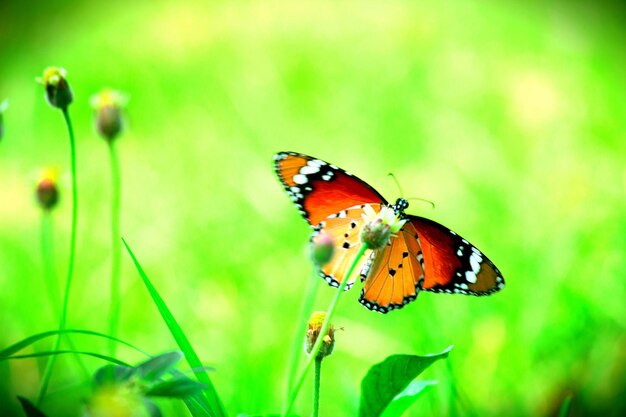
(360, 205, 407, 249)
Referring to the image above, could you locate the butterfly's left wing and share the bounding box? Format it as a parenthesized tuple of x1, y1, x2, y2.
(408, 215, 505, 295)
(274, 152, 387, 226)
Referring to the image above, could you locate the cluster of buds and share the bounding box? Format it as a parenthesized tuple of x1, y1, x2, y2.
(305, 311, 336, 359)
(360, 205, 406, 250)
(37, 67, 73, 110)
(36, 169, 60, 211)
(90, 88, 127, 142)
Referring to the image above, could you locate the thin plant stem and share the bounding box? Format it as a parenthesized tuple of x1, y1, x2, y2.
(284, 268, 321, 404)
(312, 357, 322, 417)
(107, 141, 122, 356)
(37, 107, 79, 405)
(40, 212, 60, 319)
(283, 243, 369, 416)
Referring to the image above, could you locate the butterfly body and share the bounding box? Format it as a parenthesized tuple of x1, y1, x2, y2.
(274, 151, 504, 313)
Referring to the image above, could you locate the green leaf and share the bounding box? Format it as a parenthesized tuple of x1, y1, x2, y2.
(146, 377, 207, 398)
(2, 350, 131, 366)
(16, 396, 48, 417)
(380, 380, 438, 417)
(136, 351, 183, 382)
(123, 238, 227, 417)
(0, 329, 150, 359)
(143, 399, 163, 417)
(558, 394, 573, 417)
(94, 364, 136, 386)
(359, 346, 453, 417)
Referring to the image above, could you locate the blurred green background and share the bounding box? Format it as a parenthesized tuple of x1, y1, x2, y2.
(1, 0, 625, 415)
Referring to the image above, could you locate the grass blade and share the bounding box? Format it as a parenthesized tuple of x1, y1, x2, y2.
(0, 329, 150, 359)
(3, 350, 131, 366)
(122, 238, 227, 417)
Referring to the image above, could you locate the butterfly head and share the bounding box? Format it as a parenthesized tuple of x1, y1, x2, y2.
(392, 198, 409, 216)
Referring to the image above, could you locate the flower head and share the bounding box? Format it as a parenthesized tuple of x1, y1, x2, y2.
(305, 311, 335, 359)
(85, 384, 148, 417)
(91, 89, 128, 142)
(360, 205, 407, 250)
(310, 231, 334, 266)
(37, 67, 73, 109)
(36, 168, 60, 211)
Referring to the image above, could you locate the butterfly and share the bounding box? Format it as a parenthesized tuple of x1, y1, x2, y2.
(274, 151, 504, 313)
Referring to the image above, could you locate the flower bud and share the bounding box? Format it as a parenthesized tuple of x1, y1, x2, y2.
(37, 67, 73, 109)
(305, 311, 335, 359)
(91, 89, 127, 142)
(360, 205, 407, 250)
(36, 170, 59, 211)
(310, 231, 334, 266)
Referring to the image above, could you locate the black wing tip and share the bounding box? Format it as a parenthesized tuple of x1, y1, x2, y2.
(319, 271, 353, 291)
(358, 290, 419, 314)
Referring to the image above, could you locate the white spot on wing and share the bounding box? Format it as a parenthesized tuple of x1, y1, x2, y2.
(465, 270, 477, 284)
(293, 174, 308, 184)
(300, 165, 319, 175)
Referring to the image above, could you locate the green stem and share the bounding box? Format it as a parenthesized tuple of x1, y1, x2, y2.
(312, 357, 322, 417)
(284, 269, 321, 404)
(107, 141, 122, 356)
(40, 212, 60, 319)
(37, 107, 79, 405)
(283, 243, 369, 416)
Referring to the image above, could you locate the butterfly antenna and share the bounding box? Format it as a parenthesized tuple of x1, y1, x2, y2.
(406, 197, 436, 209)
(387, 172, 405, 198)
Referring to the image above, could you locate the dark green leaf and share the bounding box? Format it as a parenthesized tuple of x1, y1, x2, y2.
(558, 394, 573, 417)
(146, 377, 206, 398)
(136, 351, 183, 382)
(359, 346, 452, 417)
(17, 396, 47, 417)
(143, 399, 163, 417)
(94, 364, 136, 386)
(123, 239, 226, 417)
(380, 380, 438, 417)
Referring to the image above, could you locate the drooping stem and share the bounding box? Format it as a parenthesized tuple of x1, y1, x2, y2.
(284, 269, 321, 404)
(37, 107, 79, 405)
(312, 357, 322, 417)
(107, 140, 122, 356)
(282, 243, 369, 416)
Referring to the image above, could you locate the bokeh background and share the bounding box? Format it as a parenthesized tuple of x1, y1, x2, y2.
(1, 0, 625, 416)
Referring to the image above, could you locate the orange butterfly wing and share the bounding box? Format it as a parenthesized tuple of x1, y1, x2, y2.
(274, 152, 386, 226)
(409, 216, 504, 295)
(358, 221, 425, 313)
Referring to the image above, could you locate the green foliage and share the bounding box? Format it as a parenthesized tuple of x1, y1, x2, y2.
(123, 239, 226, 417)
(17, 396, 48, 417)
(359, 346, 452, 417)
(380, 380, 438, 417)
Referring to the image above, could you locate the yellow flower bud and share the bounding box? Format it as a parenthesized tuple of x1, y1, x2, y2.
(305, 311, 335, 359)
(37, 67, 73, 109)
(36, 169, 60, 211)
(91, 89, 128, 142)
